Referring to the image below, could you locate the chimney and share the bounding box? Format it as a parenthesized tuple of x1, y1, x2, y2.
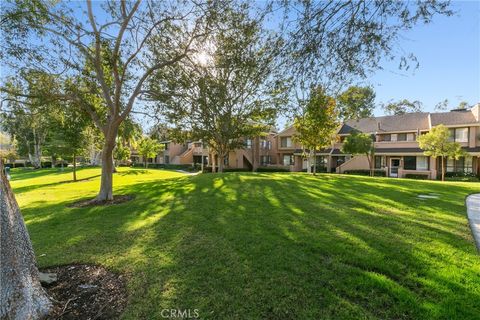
(471, 103, 480, 121)
(377, 122, 381, 131)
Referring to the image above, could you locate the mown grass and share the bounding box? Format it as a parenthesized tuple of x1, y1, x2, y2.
(11, 167, 480, 319)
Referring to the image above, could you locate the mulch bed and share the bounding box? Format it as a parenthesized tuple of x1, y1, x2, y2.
(41, 264, 128, 320)
(67, 195, 135, 208)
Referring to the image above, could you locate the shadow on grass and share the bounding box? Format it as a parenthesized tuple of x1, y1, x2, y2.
(23, 173, 480, 319)
(13, 174, 101, 194)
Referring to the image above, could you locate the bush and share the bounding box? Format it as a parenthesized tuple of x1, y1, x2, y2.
(256, 166, 290, 172)
(301, 166, 328, 173)
(444, 171, 477, 178)
(224, 168, 250, 172)
(41, 161, 53, 168)
(405, 174, 429, 180)
(343, 169, 386, 177)
(444, 172, 479, 182)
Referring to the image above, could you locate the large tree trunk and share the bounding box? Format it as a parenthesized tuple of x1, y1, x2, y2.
(217, 154, 224, 173)
(72, 153, 77, 182)
(0, 161, 51, 319)
(96, 135, 116, 201)
(313, 149, 317, 176)
(32, 129, 42, 169)
(211, 154, 216, 173)
(441, 156, 445, 181)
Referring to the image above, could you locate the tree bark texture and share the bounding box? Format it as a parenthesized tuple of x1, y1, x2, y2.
(96, 131, 117, 201)
(72, 153, 77, 182)
(0, 161, 51, 319)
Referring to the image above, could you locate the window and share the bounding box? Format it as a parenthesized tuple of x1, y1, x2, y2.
(455, 128, 469, 142)
(283, 155, 294, 165)
(445, 156, 472, 173)
(403, 156, 416, 170)
(449, 127, 469, 142)
(446, 158, 455, 172)
(417, 156, 428, 170)
(245, 139, 252, 149)
(397, 133, 407, 141)
(374, 156, 385, 169)
(380, 134, 391, 142)
(260, 140, 266, 148)
(164, 155, 169, 164)
(267, 141, 272, 150)
(316, 156, 327, 166)
(194, 142, 202, 147)
(280, 137, 292, 148)
(407, 133, 415, 141)
(164, 143, 169, 150)
(260, 155, 271, 166)
(224, 156, 229, 165)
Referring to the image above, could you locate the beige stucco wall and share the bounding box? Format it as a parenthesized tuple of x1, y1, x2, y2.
(336, 155, 370, 173)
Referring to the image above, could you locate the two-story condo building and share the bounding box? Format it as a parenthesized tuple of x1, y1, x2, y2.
(275, 104, 480, 179)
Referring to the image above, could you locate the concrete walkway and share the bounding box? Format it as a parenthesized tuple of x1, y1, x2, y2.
(466, 193, 480, 252)
(175, 170, 202, 176)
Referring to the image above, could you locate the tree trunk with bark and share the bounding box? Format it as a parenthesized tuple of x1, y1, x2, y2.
(0, 161, 51, 319)
(211, 153, 216, 173)
(72, 153, 77, 182)
(313, 149, 317, 175)
(96, 132, 116, 201)
(217, 153, 224, 173)
(441, 156, 445, 181)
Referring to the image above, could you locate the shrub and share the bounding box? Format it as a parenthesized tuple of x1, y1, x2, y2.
(224, 168, 250, 172)
(405, 174, 429, 180)
(343, 169, 386, 177)
(41, 161, 53, 168)
(444, 172, 479, 182)
(256, 166, 290, 172)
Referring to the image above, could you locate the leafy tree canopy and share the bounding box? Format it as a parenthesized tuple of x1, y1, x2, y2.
(337, 86, 375, 121)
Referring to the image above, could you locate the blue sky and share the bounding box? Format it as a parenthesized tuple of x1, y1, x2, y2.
(366, 0, 479, 115)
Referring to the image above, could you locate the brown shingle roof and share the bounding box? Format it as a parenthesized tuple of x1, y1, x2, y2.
(339, 108, 479, 134)
(430, 110, 478, 126)
(340, 112, 430, 134)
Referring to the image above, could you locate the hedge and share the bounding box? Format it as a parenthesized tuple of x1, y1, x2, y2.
(256, 166, 290, 172)
(343, 169, 386, 177)
(405, 174, 429, 180)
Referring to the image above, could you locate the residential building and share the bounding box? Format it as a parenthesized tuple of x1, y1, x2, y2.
(278, 104, 480, 179)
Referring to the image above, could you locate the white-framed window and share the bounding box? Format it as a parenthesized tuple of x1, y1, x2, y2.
(267, 141, 272, 150)
(455, 128, 469, 142)
(280, 137, 292, 148)
(449, 127, 469, 143)
(446, 158, 455, 172)
(417, 156, 428, 170)
(245, 139, 252, 149)
(260, 155, 271, 166)
(283, 155, 293, 165)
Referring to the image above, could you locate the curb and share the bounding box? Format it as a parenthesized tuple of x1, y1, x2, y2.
(466, 193, 480, 253)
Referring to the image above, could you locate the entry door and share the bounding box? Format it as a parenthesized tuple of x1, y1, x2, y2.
(390, 158, 400, 177)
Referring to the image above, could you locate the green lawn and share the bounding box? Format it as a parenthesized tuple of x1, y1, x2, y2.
(11, 167, 480, 319)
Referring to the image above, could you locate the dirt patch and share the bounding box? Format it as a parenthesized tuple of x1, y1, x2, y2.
(67, 195, 135, 208)
(41, 264, 128, 320)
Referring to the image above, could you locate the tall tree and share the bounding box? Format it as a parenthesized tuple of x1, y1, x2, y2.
(382, 99, 423, 115)
(417, 124, 465, 181)
(151, 3, 286, 172)
(48, 100, 91, 181)
(342, 131, 376, 177)
(1, 71, 60, 168)
(0, 161, 51, 319)
(1, 0, 213, 200)
(293, 86, 338, 175)
(137, 137, 162, 168)
(337, 86, 375, 120)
